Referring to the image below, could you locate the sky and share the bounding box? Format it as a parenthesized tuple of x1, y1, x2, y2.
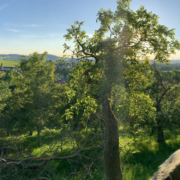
(1, 0, 180, 59)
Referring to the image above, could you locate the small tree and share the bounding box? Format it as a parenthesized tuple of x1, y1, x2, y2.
(3, 52, 56, 147)
(146, 66, 180, 142)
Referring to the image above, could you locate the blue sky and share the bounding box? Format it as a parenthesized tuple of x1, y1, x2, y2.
(1, 0, 180, 59)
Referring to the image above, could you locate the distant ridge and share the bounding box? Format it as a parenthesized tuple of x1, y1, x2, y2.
(1, 55, 179, 64)
(0, 54, 61, 61)
(0, 54, 94, 63)
(150, 60, 180, 64)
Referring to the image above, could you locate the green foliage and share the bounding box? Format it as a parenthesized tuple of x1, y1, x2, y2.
(0, 76, 11, 114)
(2, 52, 56, 136)
(63, 0, 180, 120)
(63, 2, 180, 178)
(55, 66, 71, 78)
(61, 60, 101, 129)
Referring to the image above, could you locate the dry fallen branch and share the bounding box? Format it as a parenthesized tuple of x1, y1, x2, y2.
(0, 144, 102, 171)
(0, 113, 103, 179)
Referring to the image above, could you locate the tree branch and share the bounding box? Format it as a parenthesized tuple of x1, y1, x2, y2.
(1, 145, 102, 170)
(75, 24, 99, 64)
(158, 79, 180, 104)
(153, 67, 167, 91)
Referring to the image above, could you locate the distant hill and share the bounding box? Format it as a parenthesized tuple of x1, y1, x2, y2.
(168, 60, 180, 64)
(0, 54, 61, 61)
(1, 55, 179, 64)
(150, 60, 180, 64)
(0, 54, 95, 63)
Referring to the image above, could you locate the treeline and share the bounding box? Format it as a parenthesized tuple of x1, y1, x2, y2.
(151, 62, 180, 71)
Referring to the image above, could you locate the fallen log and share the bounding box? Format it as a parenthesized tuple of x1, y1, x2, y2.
(150, 149, 180, 180)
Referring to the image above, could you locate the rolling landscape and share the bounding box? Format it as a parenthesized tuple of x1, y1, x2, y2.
(0, 54, 60, 61)
(0, 54, 81, 67)
(1, 54, 180, 67)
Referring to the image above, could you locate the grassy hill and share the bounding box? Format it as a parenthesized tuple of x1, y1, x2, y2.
(0, 59, 19, 67)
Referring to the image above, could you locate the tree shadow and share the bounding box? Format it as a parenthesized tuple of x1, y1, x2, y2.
(122, 131, 180, 179)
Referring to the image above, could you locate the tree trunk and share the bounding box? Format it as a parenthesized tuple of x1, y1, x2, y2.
(150, 126, 156, 136)
(29, 130, 33, 136)
(157, 125, 164, 143)
(102, 90, 123, 180)
(37, 125, 41, 148)
(156, 103, 164, 143)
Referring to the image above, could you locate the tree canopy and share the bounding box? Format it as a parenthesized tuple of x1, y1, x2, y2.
(63, 0, 180, 179)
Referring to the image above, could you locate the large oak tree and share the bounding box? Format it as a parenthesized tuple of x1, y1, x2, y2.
(63, 0, 180, 179)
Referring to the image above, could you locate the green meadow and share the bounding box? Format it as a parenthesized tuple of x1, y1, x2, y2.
(0, 59, 19, 67)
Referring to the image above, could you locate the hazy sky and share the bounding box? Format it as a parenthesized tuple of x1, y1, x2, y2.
(1, 0, 180, 59)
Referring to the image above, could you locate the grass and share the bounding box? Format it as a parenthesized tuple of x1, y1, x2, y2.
(1, 127, 180, 180)
(120, 128, 180, 180)
(0, 59, 19, 67)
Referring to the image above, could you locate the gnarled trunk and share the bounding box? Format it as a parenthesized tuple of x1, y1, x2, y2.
(102, 89, 123, 180)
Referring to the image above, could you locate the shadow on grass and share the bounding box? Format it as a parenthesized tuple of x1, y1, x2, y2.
(121, 130, 180, 180)
(3, 127, 180, 180)
(1, 128, 105, 179)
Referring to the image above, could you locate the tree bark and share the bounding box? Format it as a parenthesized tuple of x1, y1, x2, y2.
(157, 125, 164, 143)
(102, 89, 123, 180)
(37, 125, 41, 148)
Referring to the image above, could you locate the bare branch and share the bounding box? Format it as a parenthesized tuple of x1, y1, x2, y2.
(74, 24, 99, 64)
(1, 145, 102, 170)
(152, 67, 167, 91)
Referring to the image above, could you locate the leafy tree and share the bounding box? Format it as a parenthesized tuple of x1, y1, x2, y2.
(146, 67, 180, 142)
(120, 59, 156, 130)
(0, 74, 11, 134)
(3, 52, 56, 147)
(0, 70, 22, 135)
(55, 63, 72, 78)
(56, 66, 71, 78)
(163, 85, 180, 129)
(63, 0, 180, 179)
